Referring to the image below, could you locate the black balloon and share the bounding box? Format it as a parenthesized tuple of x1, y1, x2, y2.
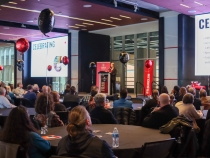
(119, 52, 129, 64)
(38, 8, 55, 36)
(17, 60, 24, 71)
(89, 62, 96, 69)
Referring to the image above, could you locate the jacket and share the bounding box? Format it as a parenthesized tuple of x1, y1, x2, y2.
(202, 119, 210, 156)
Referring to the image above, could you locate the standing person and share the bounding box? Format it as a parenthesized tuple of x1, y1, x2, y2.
(109, 62, 117, 95)
(0, 106, 51, 158)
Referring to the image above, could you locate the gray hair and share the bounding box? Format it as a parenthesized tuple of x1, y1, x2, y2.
(33, 84, 39, 90)
(0, 87, 6, 95)
(94, 93, 106, 106)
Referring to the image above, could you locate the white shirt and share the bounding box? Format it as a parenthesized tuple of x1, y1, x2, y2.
(0, 95, 16, 108)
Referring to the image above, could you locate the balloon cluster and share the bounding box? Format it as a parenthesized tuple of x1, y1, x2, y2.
(119, 52, 129, 64)
(89, 62, 96, 69)
(145, 60, 153, 68)
(16, 38, 29, 55)
(17, 60, 24, 71)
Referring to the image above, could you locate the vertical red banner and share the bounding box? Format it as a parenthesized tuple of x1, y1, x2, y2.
(143, 60, 154, 96)
(96, 62, 110, 88)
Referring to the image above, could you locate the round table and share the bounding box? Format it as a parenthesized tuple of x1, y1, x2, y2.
(46, 124, 170, 158)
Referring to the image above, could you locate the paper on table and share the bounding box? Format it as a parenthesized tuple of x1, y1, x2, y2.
(95, 135, 102, 138)
(105, 132, 113, 135)
(42, 135, 62, 140)
(93, 130, 101, 133)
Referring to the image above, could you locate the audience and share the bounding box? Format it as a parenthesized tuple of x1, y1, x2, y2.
(113, 89, 133, 109)
(64, 84, 71, 95)
(13, 82, 25, 96)
(63, 86, 80, 104)
(142, 93, 179, 129)
(24, 85, 36, 106)
(80, 85, 98, 105)
(0, 106, 50, 158)
(3, 86, 12, 103)
(37, 85, 52, 98)
(5, 86, 15, 103)
(177, 87, 187, 102)
(169, 94, 176, 106)
(33, 84, 40, 95)
(175, 93, 202, 132)
(34, 93, 64, 127)
(51, 91, 67, 112)
(90, 93, 118, 124)
(160, 86, 169, 94)
(200, 89, 210, 110)
(56, 106, 115, 157)
(0, 87, 16, 108)
(188, 87, 201, 110)
(171, 85, 180, 101)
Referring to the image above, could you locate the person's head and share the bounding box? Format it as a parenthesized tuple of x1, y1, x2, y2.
(200, 89, 207, 98)
(66, 106, 91, 138)
(161, 86, 168, 94)
(94, 93, 106, 107)
(27, 84, 33, 92)
(33, 84, 39, 91)
(66, 84, 71, 90)
(90, 85, 98, 97)
(51, 91, 60, 103)
(5, 86, 11, 92)
(70, 86, 76, 95)
(0, 106, 37, 151)
(159, 93, 170, 107)
(173, 86, 180, 93)
(9, 84, 14, 91)
(169, 94, 175, 105)
(17, 82, 23, 88)
(183, 93, 194, 104)
(120, 89, 127, 99)
(0, 87, 6, 96)
(35, 93, 54, 114)
(188, 87, 196, 96)
(111, 62, 115, 68)
(152, 89, 159, 100)
(42, 85, 51, 94)
(179, 87, 187, 96)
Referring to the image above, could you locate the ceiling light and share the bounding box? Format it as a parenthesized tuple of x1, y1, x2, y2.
(120, 15, 131, 19)
(141, 18, 148, 20)
(9, 2, 17, 4)
(101, 19, 113, 22)
(3, 27, 10, 29)
(69, 26, 79, 28)
(75, 24, 86, 27)
(110, 17, 122, 20)
(27, 20, 33, 22)
(194, 1, 203, 5)
(83, 22, 94, 25)
(180, 4, 190, 8)
(83, 5, 92, 8)
(188, 10, 197, 13)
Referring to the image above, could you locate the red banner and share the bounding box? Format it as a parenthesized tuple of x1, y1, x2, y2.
(96, 62, 110, 88)
(143, 60, 154, 96)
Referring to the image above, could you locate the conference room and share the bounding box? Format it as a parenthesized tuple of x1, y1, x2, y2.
(0, 0, 210, 158)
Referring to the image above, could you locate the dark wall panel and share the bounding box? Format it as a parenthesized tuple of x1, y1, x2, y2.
(178, 14, 208, 87)
(78, 32, 110, 92)
(159, 17, 164, 90)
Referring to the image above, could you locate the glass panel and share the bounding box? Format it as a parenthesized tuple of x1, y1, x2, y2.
(149, 31, 159, 58)
(137, 33, 147, 59)
(136, 60, 144, 94)
(113, 36, 122, 60)
(52, 77, 68, 93)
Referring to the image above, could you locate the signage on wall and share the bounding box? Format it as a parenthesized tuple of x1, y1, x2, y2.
(143, 60, 154, 96)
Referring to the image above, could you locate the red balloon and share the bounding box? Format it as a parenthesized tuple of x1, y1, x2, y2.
(0, 65, 3, 71)
(16, 38, 29, 54)
(145, 60, 153, 68)
(62, 56, 69, 65)
(47, 65, 52, 71)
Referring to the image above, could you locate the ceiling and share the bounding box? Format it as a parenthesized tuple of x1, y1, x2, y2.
(142, 0, 210, 15)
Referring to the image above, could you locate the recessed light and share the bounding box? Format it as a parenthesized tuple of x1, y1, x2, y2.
(194, 1, 203, 5)
(110, 17, 122, 20)
(75, 24, 86, 27)
(9, 2, 17, 4)
(69, 26, 79, 28)
(188, 10, 197, 13)
(141, 18, 148, 20)
(120, 15, 131, 19)
(83, 4, 92, 8)
(180, 4, 190, 8)
(3, 27, 10, 29)
(101, 19, 113, 22)
(27, 20, 33, 22)
(83, 22, 94, 25)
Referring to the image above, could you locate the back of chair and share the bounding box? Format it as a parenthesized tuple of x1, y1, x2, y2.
(140, 138, 176, 158)
(14, 98, 33, 107)
(63, 101, 78, 110)
(56, 111, 69, 125)
(51, 156, 77, 158)
(29, 115, 40, 130)
(91, 117, 101, 124)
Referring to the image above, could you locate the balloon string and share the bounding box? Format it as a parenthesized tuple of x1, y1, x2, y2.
(46, 42, 48, 117)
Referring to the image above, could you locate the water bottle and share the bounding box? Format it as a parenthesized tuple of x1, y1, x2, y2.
(142, 99, 146, 106)
(112, 127, 119, 148)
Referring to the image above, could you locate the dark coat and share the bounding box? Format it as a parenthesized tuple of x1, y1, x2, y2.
(193, 98, 201, 110)
(54, 103, 67, 112)
(142, 105, 179, 129)
(63, 94, 80, 103)
(110, 68, 117, 81)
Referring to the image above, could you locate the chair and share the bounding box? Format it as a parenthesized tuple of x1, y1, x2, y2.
(140, 138, 176, 158)
(14, 98, 33, 107)
(56, 111, 69, 125)
(63, 101, 78, 110)
(201, 119, 210, 156)
(91, 117, 101, 124)
(112, 108, 136, 125)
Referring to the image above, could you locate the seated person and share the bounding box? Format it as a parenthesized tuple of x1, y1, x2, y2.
(37, 85, 52, 98)
(63, 86, 80, 104)
(188, 87, 201, 110)
(24, 85, 36, 106)
(90, 93, 118, 124)
(177, 87, 187, 102)
(175, 93, 202, 132)
(34, 93, 64, 127)
(80, 85, 98, 105)
(200, 89, 210, 110)
(6, 86, 15, 104)
(142, 93, 179, 129)
(113, 89, 133, 109)
(56, 106, 115, 158)
(33, 84, 40, 95)
(0, 87, 16, 108)
(64, 84, 70, 95)
(0, 106, 50, 158)
(51, 91, 67, 112)
(171, 85, 180, 101)
(13, 82, 25, 96)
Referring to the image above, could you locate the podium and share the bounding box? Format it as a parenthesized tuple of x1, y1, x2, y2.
(98, 71, 110, 95)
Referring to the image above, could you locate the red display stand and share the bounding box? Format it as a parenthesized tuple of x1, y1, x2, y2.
(96, 62, 110, 89)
